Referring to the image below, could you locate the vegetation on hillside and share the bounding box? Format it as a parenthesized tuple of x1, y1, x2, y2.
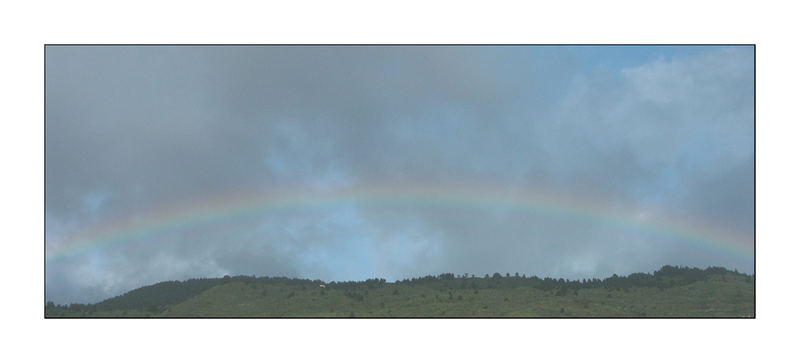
(45, 265, 754, 318)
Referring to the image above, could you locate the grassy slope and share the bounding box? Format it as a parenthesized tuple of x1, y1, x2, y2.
(149, 276, 751, 318)
(162, 281, 751, 318)
(47, 266, 755, 317)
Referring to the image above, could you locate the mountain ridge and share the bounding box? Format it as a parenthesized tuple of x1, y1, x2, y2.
(45, 265, 754, 318)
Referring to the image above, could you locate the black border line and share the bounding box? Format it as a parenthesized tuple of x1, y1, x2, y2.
(45, 44, 754, 47)
(753, 44, 757, 318)
(44, 45, 48, 319)
(44, 44, 756, 319)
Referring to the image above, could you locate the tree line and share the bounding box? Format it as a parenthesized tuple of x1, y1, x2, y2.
(387, 265, 751, 292)
(45, 265, 752, 317)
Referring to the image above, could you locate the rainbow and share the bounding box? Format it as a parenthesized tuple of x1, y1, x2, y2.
(45, 181, 754, 264)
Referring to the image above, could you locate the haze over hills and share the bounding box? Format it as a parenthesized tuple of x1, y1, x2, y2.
(45, 265, 754, 318)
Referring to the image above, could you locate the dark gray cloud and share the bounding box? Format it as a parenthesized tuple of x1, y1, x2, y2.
(46, 46, 754, 304)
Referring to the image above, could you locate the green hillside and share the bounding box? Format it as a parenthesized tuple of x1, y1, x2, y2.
(45, 265, 754, 318)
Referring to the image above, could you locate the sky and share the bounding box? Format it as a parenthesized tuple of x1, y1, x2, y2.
(45, 45, 754, 304)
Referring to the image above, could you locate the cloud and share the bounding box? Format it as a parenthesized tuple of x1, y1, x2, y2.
(45, 46, 753, 303)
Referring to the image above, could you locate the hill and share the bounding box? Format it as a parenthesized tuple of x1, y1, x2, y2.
(45, 265, 754, 318)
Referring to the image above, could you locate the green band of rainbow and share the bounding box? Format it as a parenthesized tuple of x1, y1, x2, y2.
(46, 182, 754, 264)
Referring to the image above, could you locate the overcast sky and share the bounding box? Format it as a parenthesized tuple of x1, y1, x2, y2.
(45, 46, 754, 304)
